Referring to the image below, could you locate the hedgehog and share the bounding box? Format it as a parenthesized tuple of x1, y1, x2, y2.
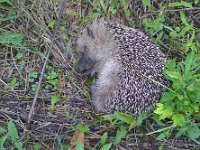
(76, 19, 168, 114)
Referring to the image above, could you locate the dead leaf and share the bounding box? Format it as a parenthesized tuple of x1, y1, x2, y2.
(68, 130, 84, 150)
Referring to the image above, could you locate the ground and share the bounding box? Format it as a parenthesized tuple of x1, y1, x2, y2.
(0, 0, 199, 150)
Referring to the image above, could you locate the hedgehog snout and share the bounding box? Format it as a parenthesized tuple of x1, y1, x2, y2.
(77, 53, 94, 73)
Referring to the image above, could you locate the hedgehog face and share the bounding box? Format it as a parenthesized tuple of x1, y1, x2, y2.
(77, 20, 118, 76)
(77, 51, 95, 74)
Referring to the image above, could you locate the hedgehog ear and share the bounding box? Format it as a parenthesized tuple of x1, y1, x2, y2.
(86, 27, 94, 39)
(83, 46, 88, 53)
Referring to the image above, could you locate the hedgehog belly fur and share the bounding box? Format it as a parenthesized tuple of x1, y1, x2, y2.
(77, 19, 168, 114)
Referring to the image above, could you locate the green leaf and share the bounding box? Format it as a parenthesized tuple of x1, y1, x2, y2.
(146, 19, 163, 30)
(86, 12, 101, 20)
(15, 142, 24, 150)
(0, 32, 23, 45)
(156, 132, 170, 141)
(0, 134, 8, 150)
(100, 0, 107, 14)
(136, 112, 144, 126)
(5, 77, 17, 89)
(114, 112, 135, 125)
(100, 143, 112, 150)
(156, 31, 163, 43)
(8, 120, 19, 140)
(10, 77, 17, 86)
(169, 1, 193, 8)
(76, 142, 84, 150)
(113, 126, 127, 145)
(0, 127, 6, 134)
(102, 114, 114, 121)
(187, 126, 200, 139)
(33, 143, 41, 150)
(76, 124, 90, 133)
(16, 52, 24, 59)
(152, 115, 165, 126)
(51, 95, 60, 108)
(142, 0, 150, 5)
(161, 92, 176, 102)
(179, 11, 189, 26)
(154, 103, 173, 119)
(165, 71, 181, 79)
(0, 0, 11, 4)
(86, 78, 94, 87)
(100, 132, 108, 145)
(175, 126, 188, 138)
(48, 20, 56, 29)
(172, 114, 185, 127)
(178, 25, 193, 37)
(109, 6, 116, 15)
(154, 103, 164, 114)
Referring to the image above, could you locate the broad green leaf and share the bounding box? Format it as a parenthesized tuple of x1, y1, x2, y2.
(76, 124, 90, 133)
(172, 114, 185, 127)
(188, 126, 200, 139)
(113, 126, 127, 145)
(154, 104, 173, 119)
(100, 132, 108, 145)
(8, 120, 19, 140)
(154, 103, 164, 114)
(100, 143, 112, 150)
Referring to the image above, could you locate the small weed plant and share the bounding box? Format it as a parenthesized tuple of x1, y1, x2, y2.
(154, 52, 200, 144)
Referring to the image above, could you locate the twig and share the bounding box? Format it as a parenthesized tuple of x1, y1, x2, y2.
(27, 0, 67, 128)
(0, 78, 7, 85)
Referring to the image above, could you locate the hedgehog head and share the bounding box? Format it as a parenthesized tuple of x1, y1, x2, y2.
(76, 20, 117, 76)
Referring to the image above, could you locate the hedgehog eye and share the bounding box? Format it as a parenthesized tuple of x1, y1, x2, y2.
(86, 27, 94, 39)
(83, 46, 88, 53)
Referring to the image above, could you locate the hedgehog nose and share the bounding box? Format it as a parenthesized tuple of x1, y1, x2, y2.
(76, 54, 94, 73)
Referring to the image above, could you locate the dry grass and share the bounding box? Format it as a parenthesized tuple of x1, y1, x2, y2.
(0, 0, 199, 149)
